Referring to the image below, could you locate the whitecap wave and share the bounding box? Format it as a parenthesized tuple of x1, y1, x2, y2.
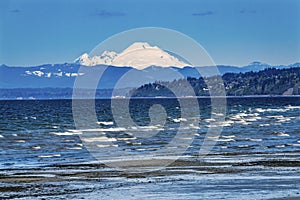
(96, 121, 114, 126)
(51, 131, 83, 136)
(97, 144, 118, 148)
(65, 147, 82, 150)
(82, 137, 117, 142)
(173, 118, 187, 123)
(273, 132, 290, 137)
(38, 154, 61, 158)
(222, 135, 235, 139)
(285, 105, 300, 109)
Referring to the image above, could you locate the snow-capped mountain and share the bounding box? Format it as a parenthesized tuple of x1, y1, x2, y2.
(75, 51, 118, 66)
(74, 42, 189, 69)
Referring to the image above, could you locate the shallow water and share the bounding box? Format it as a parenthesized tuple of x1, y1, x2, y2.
(0, 97, 300, 199)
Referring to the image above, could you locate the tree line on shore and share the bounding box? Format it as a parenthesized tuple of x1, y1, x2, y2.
(130, 67, 300, 97)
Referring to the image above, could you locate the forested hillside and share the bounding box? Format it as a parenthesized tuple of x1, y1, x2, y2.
(130, 67, 300, 97)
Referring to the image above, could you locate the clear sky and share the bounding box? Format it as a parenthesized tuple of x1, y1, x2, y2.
(0, 0, 299, 66)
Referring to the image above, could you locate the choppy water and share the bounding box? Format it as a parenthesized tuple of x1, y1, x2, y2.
(0, 97, 300, 199)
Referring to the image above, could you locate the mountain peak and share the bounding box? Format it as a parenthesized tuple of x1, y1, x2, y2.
(74, 42, 189, 69)
(248, 61, 269, 66)
(74, 53, 90, 66)
(129, 42, 151, 49)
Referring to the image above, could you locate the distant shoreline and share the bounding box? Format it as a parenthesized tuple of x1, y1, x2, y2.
(0, 95, 300, 101)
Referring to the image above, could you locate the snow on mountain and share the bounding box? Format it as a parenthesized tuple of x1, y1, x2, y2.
(74, 51, 118, 66)
(74, 53, 90, 66)
(74, 42, 189, 69)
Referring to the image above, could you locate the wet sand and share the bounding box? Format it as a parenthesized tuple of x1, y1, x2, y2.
(1, 153, 300, 200)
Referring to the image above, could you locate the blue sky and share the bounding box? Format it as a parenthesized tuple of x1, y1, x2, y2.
(0, 0, 299, 66)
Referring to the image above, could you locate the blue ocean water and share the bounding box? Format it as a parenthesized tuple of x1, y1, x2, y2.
(0, 97, 299, 199)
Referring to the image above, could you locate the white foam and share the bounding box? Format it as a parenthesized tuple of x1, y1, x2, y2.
(28, 174, 56, 178)
(285, 105, 300, 109)
(238, 113, 248, 117)
(204, 118, 216, 122)
(96, 121, 114, 126)
(189, 124, 200, 129)
(289, 143, 300, 147)
(276, 117, 292, 123)
(222, 135, 235, 139)
(16, 140, 25, 143)
(83, 127, 126, 132)
(68, 129, 83, 133)
(66, 128, 126, 133)
(0, 135, 3, 138)
(220, 146, 228, 149)
(218, 122, 233, 127)
(82, 137, 117, 142)
(136, 148, 159, 151)
(256, 108, 265, 112)
(275, 145, 285, 148)
(256, 108, 289, 113)
(248, 138, 263, 142)
(126, 142, 142, 145)
(173, 118, 187, 123)
(117, 137, 137, 141)
(97, 144, 118, 148)
(238, 145, 249, 148)
(176, 137, 193, 140)
(266, 115, 284, 119)
(32, 146, 41, 150)
(51, 131, 82, 136)
(226, 120, 235, 123)
(64, 139, 75, 142)
(130, 126, 138, 130)
(125, 125, 164, 132)
(139, 125, 163, 129)
(218, 138, 235, 142)
(205, 124, 218, 128)
(38, 154, 61, 158)
(245, 118, 256, 122)
(212, 112, 224, 116)
(250, 113, 260, 116)
(65, 147, 82, 150)
(259, 124, 270, 127)
(275, 132, 290, 137)
(166, 146, 178, 149)
(234, 120, 251, 125)
(12, 134, 17, 137)
(228, 115, 242, 120)
(207, 136, 219, 140)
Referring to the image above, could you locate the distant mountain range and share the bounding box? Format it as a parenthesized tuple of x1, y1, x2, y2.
(0, 41, 299, 99)
(1, 62, 299, 89)
(1, 66, 299, 100)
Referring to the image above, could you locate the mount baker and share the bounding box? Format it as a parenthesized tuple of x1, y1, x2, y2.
(74, 42, 189, 69)
(1, 41, 299, 90)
